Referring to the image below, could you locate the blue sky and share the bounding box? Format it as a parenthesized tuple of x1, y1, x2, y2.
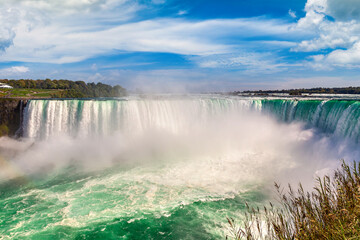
(0, 0, 360, 92)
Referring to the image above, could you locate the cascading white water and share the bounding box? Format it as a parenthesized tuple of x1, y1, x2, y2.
(23, 98, 262, 139)
(23, 97, 360, 142)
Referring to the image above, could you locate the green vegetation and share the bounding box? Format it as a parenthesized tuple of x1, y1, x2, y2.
(227, 160, 360, 240)
(0, 124, 9, 137)
(0, 88, 64, 98)
(0, 79, 127, 98)
(289, 90, 302, 96)
(234, 86, 360, 95)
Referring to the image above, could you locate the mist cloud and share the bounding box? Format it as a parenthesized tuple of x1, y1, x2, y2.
(1, 108, 357, 196)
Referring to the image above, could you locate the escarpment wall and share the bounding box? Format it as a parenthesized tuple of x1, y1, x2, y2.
(0, 99, 27, 137)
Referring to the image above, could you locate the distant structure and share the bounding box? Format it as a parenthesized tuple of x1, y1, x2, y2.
(0, 83, 13, 89)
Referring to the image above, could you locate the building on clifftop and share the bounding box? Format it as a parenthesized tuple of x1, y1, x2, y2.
(0, 83, 13, 89)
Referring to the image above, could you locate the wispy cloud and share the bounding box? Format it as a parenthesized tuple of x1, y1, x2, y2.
(193, 53, 299, 74)
(0, 0, 137, 15)
(288, 9, 296, 18)
(0, 66, 29, 76)
(177, 10, 188, 16)
(0, 13, 295, 64)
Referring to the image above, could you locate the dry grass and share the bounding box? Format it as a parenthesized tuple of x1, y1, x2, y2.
(227, 160, 360, 240)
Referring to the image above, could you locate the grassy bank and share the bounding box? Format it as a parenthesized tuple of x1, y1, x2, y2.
(227, 160, 360, 240)
(0, 79, 127, 98)
(0, 88, 64, 98)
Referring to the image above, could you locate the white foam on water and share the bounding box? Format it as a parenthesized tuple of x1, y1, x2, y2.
(1, 96, 360, 238)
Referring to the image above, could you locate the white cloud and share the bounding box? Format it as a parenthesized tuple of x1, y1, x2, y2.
(3, 0, 360, 75)
(296, 10, 325, 30)
(194, 53, 295, 74)
(305, 0, 327, 14)
(11, 66, 29, 73)
(0, 0, 141, 57)
(288, 9, 296, 18)
(327, 0, 360, 21)
(177, 10, 188, 16)
(91, 63, 98, 71)
(295, 20, 360, 52)
(0, 8, 21, 52)
(294, 0, 360, 68)
(292, 0, 327, 31)
(0, 66, 29, 76)
(0, 13, 294, 64)
(88, 72, 106, 82)
(326, 42, 360, 66)
(151, 0, 166, 4)
(0, 0, 300, 74)
(0, 19, 227, 63)
(0, 0, 132, 14)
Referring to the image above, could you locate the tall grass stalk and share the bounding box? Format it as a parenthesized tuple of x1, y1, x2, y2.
(227, 160, 360, 240)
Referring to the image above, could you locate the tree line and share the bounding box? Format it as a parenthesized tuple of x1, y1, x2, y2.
(236, 86, 360, 95)
(0, 79, 127, 98)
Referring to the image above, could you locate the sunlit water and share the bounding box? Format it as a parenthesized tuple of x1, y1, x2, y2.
(1, 96, 360, 239)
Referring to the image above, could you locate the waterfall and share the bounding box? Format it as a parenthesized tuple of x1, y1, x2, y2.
(22, 98, 262, 139)
(22, 97, 360, 142)
(261, 99, 360, 142)
(5, 96, 360, 239)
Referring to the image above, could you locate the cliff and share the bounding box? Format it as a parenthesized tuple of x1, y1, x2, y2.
(0, 99, 27, 137)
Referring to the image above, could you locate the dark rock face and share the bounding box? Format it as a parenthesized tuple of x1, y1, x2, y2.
(0, 99, 27, 137)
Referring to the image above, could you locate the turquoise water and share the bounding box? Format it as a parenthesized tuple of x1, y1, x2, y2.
(0, 161, 266, 239)
(1, 96, 360, 239)
(261, 99, 360, 142)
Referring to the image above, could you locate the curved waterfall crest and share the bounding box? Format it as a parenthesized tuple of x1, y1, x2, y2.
(23, 98, 360, 142)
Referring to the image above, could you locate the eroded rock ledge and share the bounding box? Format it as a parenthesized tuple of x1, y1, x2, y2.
(0, 99, 28, 137)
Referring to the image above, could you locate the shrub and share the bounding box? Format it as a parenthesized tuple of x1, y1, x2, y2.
(227, 160, 360, 240)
